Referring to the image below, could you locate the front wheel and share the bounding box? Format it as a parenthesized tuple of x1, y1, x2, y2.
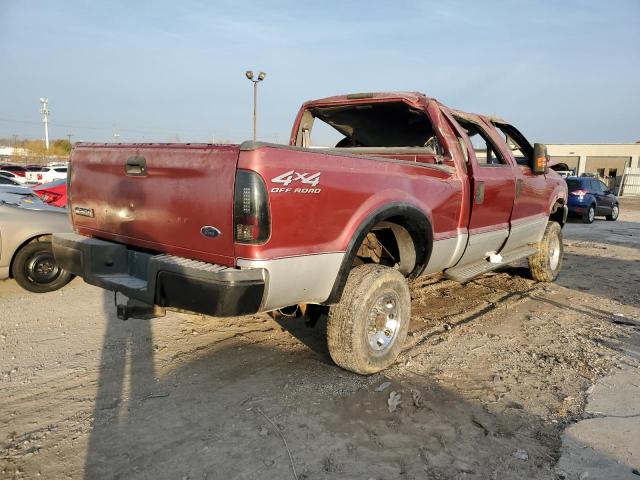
(327, 264, 410, 375)
(606, 204, 619, 221)
(528, 221, 563, 282)
(11, 240, 74, 293)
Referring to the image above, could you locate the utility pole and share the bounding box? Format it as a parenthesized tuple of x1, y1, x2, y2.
(245, 70, 266, 142)
(67, 134, 73, 157)
(39, 98, 50, 151)
(11, 134, 18, 148)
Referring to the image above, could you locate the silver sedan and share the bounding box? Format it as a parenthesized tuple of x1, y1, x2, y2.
(0, 185, 73, 292)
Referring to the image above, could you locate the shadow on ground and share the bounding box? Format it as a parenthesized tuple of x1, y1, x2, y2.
(82, 290, 638, 480)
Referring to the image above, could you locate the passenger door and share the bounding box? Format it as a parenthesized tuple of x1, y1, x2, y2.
(450, 116, 517, 265)
(593, 179, 613, 214)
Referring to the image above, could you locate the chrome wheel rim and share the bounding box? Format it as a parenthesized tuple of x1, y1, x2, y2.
(27, 251, 60, 284)
(612, 205, 619, 219)
(588, 207, 595, 222)
(367, 292, 401, 353)
(549, 234, 561, 271)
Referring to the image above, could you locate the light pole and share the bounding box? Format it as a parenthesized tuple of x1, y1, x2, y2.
(245, 70, 266, 142)
(39, 98, 50, 152)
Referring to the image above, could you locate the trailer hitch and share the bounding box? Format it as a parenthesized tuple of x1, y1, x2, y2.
(114, 293, 166, 320)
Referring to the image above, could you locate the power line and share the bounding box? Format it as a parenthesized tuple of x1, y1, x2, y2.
(0, 117, 248, 138)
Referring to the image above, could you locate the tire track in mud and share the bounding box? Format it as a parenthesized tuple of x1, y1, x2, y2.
(404, 272, 545, 354)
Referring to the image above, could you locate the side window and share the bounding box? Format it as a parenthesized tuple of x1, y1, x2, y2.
(597, 181, 608, 193)
(493, 122, 534, 169)
(463, 124, 507, 166)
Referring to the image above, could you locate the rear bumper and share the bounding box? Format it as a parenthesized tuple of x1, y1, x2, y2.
(568, 205, 586, 214)
(52, 233, 265, 317)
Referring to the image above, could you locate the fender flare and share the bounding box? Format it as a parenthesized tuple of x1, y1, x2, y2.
(323, 202, 433, 305)
(549, 196, 568, 226)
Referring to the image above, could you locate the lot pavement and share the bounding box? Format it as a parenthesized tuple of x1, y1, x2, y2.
(1, 199, 639, 479)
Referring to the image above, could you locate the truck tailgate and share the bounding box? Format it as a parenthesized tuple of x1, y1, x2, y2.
(69, 144, 239, 266)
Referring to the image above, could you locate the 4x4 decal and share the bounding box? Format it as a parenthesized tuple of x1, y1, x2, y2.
(271, 170, 322, 194)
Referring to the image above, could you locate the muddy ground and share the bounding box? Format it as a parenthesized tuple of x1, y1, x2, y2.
(2, 199, 640, 480)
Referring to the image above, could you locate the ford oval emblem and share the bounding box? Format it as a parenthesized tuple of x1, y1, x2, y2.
(200, 226, 221, 238)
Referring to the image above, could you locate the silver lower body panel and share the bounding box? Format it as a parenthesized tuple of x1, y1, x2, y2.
(424, 234, 468, 274)
(237, 252, 345, 311)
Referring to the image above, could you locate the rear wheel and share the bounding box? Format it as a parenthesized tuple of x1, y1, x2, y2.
(582, 204, 595, 224)
(11, 241, 74, 293)
(606, 204, 619, 221)
(528, 221, 563, 282)
(327, 264, 410, 375)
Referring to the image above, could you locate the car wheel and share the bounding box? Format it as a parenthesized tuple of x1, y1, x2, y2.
(11, 240, 74, 293)
(528, 221, 563, 282)
(582, 204, 595, 224)
(606, 204, 619, 221)
(327, 264, 410, 375)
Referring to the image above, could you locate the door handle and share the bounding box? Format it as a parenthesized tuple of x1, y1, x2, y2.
(475, 181, 485, 204)
(125, 156, 147, 176)
(515, 178, 523, 199)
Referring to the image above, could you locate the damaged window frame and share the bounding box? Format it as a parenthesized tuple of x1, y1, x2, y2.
(491, 120, 535, 170)
(294, 99, 450, 165)
(451, 114, 509, 168)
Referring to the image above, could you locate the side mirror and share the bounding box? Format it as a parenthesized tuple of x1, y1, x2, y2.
(532, 143, 548, 175)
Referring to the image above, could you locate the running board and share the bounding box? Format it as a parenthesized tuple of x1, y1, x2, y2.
(444, 245, 536, 283)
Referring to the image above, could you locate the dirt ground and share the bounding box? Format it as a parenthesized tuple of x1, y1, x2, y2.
(2, 199, 640, 480)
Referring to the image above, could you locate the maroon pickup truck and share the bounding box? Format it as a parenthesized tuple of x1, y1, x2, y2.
(53, 92, 567, 374)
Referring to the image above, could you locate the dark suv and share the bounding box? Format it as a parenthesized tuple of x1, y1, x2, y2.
(566, 177, 619, 223)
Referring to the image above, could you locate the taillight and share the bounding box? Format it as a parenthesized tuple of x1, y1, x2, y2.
(233, 170, 270, 244)
(570, 189, 588, 196)
(40, 191, 60, 204)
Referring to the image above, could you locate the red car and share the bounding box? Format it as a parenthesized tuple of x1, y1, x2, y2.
(0, 165, 28, 177)
(33, 179, 67, 208)
(54, 91, 568, 374)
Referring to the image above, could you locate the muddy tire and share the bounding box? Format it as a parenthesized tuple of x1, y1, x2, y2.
(528, 221, 563, 282)
(327, 264, 410, 375)
(11, 241, 74, 293)
(606, 204, 619, 221)
(582, 204, 595, 224)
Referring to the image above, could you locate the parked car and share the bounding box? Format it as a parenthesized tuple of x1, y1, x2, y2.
(0, 170, 28, 184)
(54, 91, 567, 374)
(566, 176, 619, 223)
(33, 179, 67, 208)
(0, 186, 74, 292)
(0, 164, 28, 177)
(0, 175, 22, 186)
(26, 165, 68, 184)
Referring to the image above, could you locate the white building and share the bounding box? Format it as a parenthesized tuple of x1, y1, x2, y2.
(547, 143, 640, 195)
(547, 143, 640, 177)
(0, 146, 30, 158)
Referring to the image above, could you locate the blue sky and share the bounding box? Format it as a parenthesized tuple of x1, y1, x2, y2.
(1, 0, 638, 144)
